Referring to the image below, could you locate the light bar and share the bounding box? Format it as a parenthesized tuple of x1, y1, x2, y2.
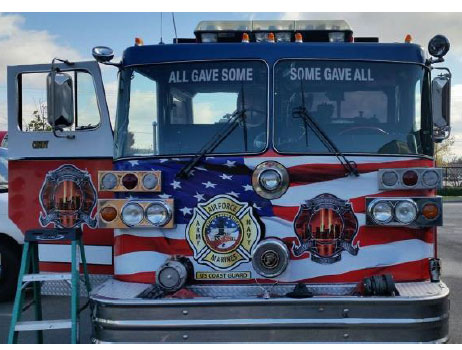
(295, 20, 351, 31)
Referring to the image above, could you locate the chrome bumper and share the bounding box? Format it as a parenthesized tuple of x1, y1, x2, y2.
(90, 279, 449, 343)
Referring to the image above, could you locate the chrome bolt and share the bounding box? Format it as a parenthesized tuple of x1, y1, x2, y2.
(318, 307, 324, 312)
(182, 310, 189, 315)
(342, 308, 349, 317)
(343, 333, 349, 339)
(183, 334, 189, 340)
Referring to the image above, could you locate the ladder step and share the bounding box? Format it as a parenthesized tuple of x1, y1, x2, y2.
(22, 273, 72, 282)
(15, 319, 72, 331)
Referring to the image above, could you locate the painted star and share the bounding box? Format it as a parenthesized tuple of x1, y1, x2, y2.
(158, 193, 172, 199)
(220, 174, 233, 180)
(128, 160, 139, 167)
(227, 191, 239, 198)
(243, 184, 253, 191)
(179, 207, 193, 216)
(193, 192, 206, 202)
(202, 181, 217, 189)
(170, 180, 181, 189)
(225, 160, 236, 168)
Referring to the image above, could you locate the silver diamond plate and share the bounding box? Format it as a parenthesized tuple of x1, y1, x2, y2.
(395, 281, 448, 297)
(41, 274, 111, 296)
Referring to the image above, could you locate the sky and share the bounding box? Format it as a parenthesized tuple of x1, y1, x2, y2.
(1, 12, 462, 155)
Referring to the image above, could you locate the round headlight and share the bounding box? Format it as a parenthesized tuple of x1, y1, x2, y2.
(371, 201, 393, 224)
(259, 169, 282, 192)
(146, 202, 171, 226)
(142, 173, 159, 190)
(382, 171, 398, 187)
(121, 202, 143, 227)
(101, 173, 117, 190)
(422, 170, 440, 187)
(395, 200, 418, 224)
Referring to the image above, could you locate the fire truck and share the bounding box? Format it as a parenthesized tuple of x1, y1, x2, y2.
(7, 20, 452, 342)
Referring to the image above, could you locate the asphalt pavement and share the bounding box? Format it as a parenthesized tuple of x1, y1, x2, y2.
(0, 202, 461, 343)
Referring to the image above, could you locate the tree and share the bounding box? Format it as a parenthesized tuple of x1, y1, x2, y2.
(434, 136, 455, 167)
(26, 100, 52, 132)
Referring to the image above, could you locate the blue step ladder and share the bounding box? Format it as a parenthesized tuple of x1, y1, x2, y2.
(8, 228, 91, 344)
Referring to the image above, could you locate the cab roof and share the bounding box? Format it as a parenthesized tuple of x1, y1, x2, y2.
(122, 42, 426, 67)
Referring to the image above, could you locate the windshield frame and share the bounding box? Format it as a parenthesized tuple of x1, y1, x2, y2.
(272, 58, 433, 158)
(114, 59, 270, 160)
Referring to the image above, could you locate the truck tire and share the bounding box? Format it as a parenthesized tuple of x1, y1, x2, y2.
(0, 241, 21, 301)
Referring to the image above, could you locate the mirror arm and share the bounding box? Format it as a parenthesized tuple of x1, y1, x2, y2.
(426, 57, 445, 66)
(100, 61, 122, 68)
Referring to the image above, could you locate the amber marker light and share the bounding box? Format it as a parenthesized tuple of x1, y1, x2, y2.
(267, 32, 275, 43)
(422, 203, 439, 220)
(295, 32, 303, 43)
(242, 32, 250, 43)
(135, 37, 144, 46)
(405, 34, 412, 43)
(100, 206, 118, 222)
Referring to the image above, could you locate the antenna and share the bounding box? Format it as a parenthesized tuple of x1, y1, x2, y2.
(159, 13, 164, 45)
(172, 13, 178, 43)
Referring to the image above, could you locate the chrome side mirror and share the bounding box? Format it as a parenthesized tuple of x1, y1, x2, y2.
(92, 46, 114, 63)
(46, 70, 74, 129)
(432, 70, 451, 143)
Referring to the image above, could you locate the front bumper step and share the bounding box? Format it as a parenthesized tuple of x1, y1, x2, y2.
(90, 279, 449, 343)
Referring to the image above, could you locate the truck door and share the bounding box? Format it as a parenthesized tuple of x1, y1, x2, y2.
(7, 61, 114, 274)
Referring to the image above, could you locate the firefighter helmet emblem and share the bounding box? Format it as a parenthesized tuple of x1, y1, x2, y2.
(292, 193, 359, 264)
(39, 164, 97, 229)
(186, 195, 261, 271)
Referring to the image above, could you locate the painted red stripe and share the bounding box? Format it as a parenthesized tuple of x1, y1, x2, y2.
(39, 262, 113, 274)
(116, 271, 156, 284)
(114, 235, 194, 256)
(114, 259, 430, 285)
(273, 206, 300, 222)
(289, 159, 433, 187)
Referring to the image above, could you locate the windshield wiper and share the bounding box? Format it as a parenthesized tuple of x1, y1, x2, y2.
(292, 94, 359, 177)
(176, 108, 247, 179)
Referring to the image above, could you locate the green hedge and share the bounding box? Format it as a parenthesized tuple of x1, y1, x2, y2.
(438, 187, 462, 196)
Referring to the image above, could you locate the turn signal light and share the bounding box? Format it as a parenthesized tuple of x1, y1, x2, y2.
(295, 32, 303, 43)
(100, 206, 117, 222)
(422, 203, 439, 220)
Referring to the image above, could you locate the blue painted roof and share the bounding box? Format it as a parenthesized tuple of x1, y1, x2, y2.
(122, 42, 426, 66)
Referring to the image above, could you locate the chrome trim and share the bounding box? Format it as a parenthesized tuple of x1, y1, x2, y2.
(252, 161, 289, 199)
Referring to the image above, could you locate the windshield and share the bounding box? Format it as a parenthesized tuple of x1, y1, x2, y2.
(115, 60, 268, 158)
(274, 60, 431, 156)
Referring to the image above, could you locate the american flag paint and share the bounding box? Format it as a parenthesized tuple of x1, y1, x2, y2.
(113, 154, 435, 284)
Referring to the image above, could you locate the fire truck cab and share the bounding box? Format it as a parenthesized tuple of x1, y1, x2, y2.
(7, 20, 452, 342)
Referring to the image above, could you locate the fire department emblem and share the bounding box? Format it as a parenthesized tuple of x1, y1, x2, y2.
(292, 193, 359, 264)
(186, 195, 261, 271)
(39, 164, 97, 229)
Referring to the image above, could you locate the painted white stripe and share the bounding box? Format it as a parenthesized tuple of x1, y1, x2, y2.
(38, 244, 113, 265)
(114, 226, 187, 239)
(244, 156, 421, 170)
(271, 171, 378, 207)
(114, 239, 432, 279)
(114, 251, 170, 275)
